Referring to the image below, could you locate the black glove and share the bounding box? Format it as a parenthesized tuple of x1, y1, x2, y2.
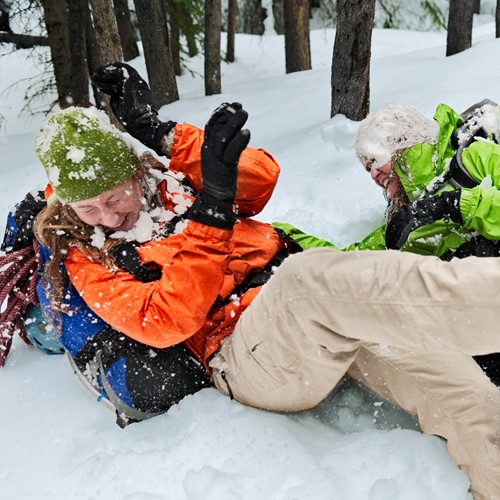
(385, 190, 462, 250)
(187, 102, 250, 229)
(91, 62, 175, 155)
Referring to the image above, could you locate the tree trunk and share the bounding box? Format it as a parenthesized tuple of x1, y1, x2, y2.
(272, 0, 284, 35)
(496, 0, 500, 38)
(134, 0, 179, 106)
(473, 0, 480, 14)
(165, 0, 182, 76)
(240, 0, 266, 35)
(89, 0, 123, 63)
(40, 0, 73, 109)
(226, 0, 237, 62)
(331, 0, 375, 120)
(284, 0, 311, 74)
(67, 0, 90, 107)
(446, 0, 474, 56)
(204, 0, 221, 95)
(85, 2, 106, 109)
(112, 0, 139, 61)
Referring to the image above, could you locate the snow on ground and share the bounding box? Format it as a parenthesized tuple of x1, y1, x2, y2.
(1, 19, 498, 500)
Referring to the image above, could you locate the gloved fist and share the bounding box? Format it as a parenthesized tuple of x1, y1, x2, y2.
(91, 62, 175, 154)
(385, 190, 462, 250)
(188, 102, 251, 229)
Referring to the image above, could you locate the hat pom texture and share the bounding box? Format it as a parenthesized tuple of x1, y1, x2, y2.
(354, 103, 439, 170)
(36, 107, 140, 203)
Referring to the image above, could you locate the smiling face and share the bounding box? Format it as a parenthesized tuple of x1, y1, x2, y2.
(364, 159, 401, 202)
(69, 176, 144, 232)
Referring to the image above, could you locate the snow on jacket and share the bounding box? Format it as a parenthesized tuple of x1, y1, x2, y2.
(63, 122, 284, 366)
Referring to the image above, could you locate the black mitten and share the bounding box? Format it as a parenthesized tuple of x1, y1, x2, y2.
(187, 102, 250, 229)
(386, 190, 462, 250)
(91, 62, 175, 154)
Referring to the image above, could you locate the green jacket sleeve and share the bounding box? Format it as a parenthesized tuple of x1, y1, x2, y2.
(272, 222, 387, 252)
(459, 141, 500, 239)
(272, 222, 339, 250)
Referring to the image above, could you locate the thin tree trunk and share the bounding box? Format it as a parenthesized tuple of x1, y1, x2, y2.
(273, 0, 284, 35)
(284, 0, 311, 74)
(40, 0, 72, 109)
(226, 0, 237, 62)
(205, 0, 221, 95)
(113, 0, 139, 61)
(446, 0, 474, 56)
(331, 0, 375, 120)
(496, 0, 500, 38)
(67, 0, 89, 107)
(165, 0, 182, 76)
(134, 0, 179, 106)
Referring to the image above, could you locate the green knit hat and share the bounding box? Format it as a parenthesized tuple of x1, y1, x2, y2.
(35, 106, 140, 203)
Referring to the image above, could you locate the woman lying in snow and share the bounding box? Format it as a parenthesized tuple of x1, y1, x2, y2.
(354, 99, 500, 257)
(31, 63, 499, 499)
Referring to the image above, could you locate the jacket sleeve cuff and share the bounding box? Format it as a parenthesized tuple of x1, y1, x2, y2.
(459, 187, 478, 227)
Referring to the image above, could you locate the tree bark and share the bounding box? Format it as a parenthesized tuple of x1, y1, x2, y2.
(40, 0, 73, 109)
(67, 0, 90, 107)
(112, 0, 139, 61)
(204, 0, 221, 95)
(284, 0, 311, 74)
(272, 0, 284, 35)
(331, 0, 375, 120)
(89, 0, 123, 64)
(134, 0, 179, 106)
(226, 0, 237, 62)
(446, 0, 474, 56)
(240, 0, 266, 35)
(473, 0, 480, 14)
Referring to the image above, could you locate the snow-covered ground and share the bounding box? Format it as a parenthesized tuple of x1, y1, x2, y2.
(1, 19, 499, 500)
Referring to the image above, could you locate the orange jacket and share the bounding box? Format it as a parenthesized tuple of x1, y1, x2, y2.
(64, 123, 283, 365)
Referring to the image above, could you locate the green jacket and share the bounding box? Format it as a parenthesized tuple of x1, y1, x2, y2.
(276, 103, 500, 256)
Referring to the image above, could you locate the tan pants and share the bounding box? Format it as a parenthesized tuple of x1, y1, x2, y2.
(209, 248, 500, 500)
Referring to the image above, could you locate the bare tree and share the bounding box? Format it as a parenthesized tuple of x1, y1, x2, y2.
(134, 0, 179, 106)
(331, 0, 375, 120)
(113, 0, 139, 61)
(446, 0, 474, 56)
(284, 0, 311, 74)
(226, 0, 237, 62)
(204, 0, 221, 95)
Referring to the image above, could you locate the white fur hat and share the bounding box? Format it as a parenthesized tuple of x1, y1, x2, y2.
(354, 103, 440, 169)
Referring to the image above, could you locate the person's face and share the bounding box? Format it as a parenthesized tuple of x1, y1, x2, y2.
(69, 177, 144, 232)
(365, 160, 400, 201)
